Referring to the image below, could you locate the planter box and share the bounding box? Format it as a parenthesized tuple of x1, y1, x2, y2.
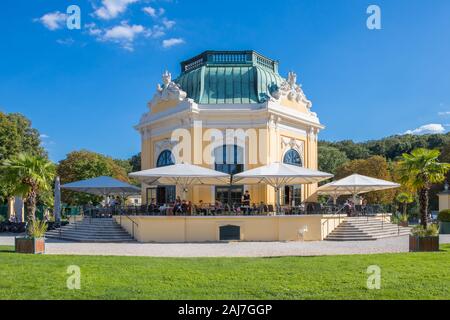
(15, 237, 45, 254)
(399, 221, 409, 227)
(409, 235, 439, 252)
(439, 222, 450, 234)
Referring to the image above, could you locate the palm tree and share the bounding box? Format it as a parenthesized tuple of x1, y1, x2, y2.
(0, 153, 55, 223)
(398, 148, 450, 228)
(395, 192, 414, 217)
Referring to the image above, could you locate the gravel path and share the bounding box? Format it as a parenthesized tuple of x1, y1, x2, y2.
(1, 234, 449, 257)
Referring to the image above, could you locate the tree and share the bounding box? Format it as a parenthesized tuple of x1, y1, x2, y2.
(395, 192, 414, 216)
(57, 150, 130, 205)
(0, 153, 55, 223)
(335, 156, 396, 204)
(129, 153, 141, 172)
(0, 112, 46, 161)
(398, 148, 450, 228)
(318, 146, 348, 175)
(0, 112, 47, 203)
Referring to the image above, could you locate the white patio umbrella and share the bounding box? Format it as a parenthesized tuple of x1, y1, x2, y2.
(233, 162, 333, 213)
(61, 176, 141, 204)
(129, 163, 231, 200)
(317, 174, 400, 202)
(53, 176, 61, 223)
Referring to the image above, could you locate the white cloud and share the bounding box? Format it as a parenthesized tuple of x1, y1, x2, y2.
(162, 37, 184, 48)
(94, 0, 139, 20)
(40, 134, 50, 139)
(438, 111, 450, 116)
(144, 25, 166, 38)
(142, 6, 157, 17)
(162, 18, 175, 29)
(35, 11, 67, 30)
(404, 124, 446, 135)
(56, 38, 75, 46)
(101, 22, 145, 51)
(85, 23, 103, 36)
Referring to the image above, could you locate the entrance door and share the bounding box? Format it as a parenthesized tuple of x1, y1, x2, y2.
(156, 186, 176, 204)
(283, 185, 302, 206)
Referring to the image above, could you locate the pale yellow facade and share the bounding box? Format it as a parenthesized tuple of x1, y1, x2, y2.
(136, 51, 323, 207)
(438, 192, 450, 211)
(138, 98, 322, 206)
(115, 214, 391, 243)
(115, 215, 344, 242)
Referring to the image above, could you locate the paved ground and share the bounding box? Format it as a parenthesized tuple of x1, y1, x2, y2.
(1, 234, 449, 257)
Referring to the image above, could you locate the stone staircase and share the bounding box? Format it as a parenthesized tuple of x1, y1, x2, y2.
(45, 218, 135, 243)
(325, 217, 411, 241)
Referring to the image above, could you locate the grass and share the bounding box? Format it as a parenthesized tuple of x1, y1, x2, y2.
(0, 244, 449, 300)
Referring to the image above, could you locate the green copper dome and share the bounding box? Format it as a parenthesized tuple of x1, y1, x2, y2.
(175, 51, 284, 104)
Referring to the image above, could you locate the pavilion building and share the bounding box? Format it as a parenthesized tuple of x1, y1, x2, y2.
(136, 50, 323, 207)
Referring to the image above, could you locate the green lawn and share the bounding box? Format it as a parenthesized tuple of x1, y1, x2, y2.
(0, 245, 449, 300)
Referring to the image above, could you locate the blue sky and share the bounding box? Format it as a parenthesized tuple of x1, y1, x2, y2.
(0, 0, 449, 162)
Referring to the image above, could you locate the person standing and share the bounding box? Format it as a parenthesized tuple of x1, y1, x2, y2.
(242, 190, 251, 214)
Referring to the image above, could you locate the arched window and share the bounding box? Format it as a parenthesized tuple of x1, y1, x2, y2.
(283, 149, 302, 205)
(214, 144, 244, 175)
(283, 149, 302, 167)
(153, 150, 176, 204)
(157, 150, 175, 168)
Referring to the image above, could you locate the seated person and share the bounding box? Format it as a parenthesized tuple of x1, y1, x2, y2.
(197, 200, 207, 215)
(259, 201, 268, 213)
(214, 200, 223, 215)
(173, 198, 183, 215)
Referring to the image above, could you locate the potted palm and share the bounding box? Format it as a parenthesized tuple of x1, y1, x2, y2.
(409, 224, 440, 252)
(398, 148, 450, 252)
(395, 192, 414, 227)
(15, 219, 48, 254)
(0, 153, 55, 254)
(437, 209, 450, 234)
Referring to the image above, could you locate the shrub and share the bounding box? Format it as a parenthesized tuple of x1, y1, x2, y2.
(27, 219, 48, 238)
(437, 210, 450, 222)
(0, 215, 5, 223)
(411, 224, 439, 237)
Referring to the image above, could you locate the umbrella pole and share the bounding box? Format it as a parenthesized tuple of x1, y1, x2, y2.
(275, 186, 280, 215)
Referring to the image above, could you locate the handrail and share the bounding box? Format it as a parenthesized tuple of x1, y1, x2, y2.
(120, 210, 138, 239)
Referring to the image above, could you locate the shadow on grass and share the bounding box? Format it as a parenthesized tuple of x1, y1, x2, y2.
(0, 245, 15, 253)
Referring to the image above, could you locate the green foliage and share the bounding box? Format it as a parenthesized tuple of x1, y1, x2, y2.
(318, 146, 348, 175)
(438, 210, 450, 222)
(0, 215, 5, 223)
(398, 148, 450, 228)
(319, 132, 450, 161)
(399, 149, 450, 190)
(411, 224, 440, 237)
(57, 150, 131, 205)
(399, 213, 408, 223)
(26, 219, 48, 238)
(0, 112, 47, 203)
(129, 153, 141, 172)
(396, 192, 414, 204)
(0, 153, 55, 222)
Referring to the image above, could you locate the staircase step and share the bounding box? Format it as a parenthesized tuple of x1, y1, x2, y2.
(45, 217, 135, 242)
(326, 217, 411, 241)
